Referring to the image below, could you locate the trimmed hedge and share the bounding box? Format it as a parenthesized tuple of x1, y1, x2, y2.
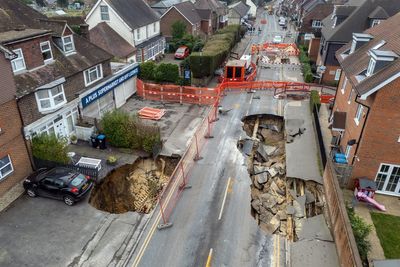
(189, 25, 240, 78)
(154, 63, 179, 83)
(310, 90, 321, 111)
(138, 61, 156, 81)
(299, 46, 314, 83)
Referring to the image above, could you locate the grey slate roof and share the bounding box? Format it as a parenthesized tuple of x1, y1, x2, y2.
(228, 1, 250, 18)
(321, 0, 400, 43)
(173, 1, 202, 24)
(195, 0, 226, 16)
(368, 6, 389, 19)
(0, 0, 47, 31)
(106, 0, 160, 29)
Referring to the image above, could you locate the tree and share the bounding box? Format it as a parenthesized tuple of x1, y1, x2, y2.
(171, 21, 187, 40)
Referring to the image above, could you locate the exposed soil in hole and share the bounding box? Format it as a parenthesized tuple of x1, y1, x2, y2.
(89, 157, 179, 214)
(238, 114, 325, 240)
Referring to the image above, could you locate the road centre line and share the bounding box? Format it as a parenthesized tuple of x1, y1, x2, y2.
(205, 248, 213, 267)
(218, 177, 232, 220)
(132, 166, 184, 267)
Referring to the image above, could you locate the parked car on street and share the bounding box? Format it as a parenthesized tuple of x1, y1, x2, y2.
(23, 167, 94, 206)
(273, 35, 283, 44)
(174, 46, 190, 59)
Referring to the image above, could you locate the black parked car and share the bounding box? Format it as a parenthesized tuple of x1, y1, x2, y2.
(23, 167, 94, 206)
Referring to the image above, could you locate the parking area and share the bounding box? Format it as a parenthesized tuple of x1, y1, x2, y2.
(158, 53, 184, 66)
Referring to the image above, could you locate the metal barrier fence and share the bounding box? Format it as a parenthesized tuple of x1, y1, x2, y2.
(157, 101, 219, 228)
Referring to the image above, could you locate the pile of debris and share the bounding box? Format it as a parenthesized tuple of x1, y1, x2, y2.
(138, 107, 166, 120)
(238, 114, 326, 240)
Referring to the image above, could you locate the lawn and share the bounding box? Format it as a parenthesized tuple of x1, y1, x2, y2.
(370, 212, 400, 259)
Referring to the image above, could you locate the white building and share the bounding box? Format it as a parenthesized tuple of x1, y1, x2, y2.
(245, 0, 257, 17)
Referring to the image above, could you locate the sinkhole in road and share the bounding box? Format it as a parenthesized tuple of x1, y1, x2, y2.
(238, 114, 325, 240)
(89, 156, 180, 214)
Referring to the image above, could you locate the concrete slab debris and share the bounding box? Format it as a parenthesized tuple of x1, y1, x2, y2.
(257, 144, 268, 162)
(297, 214, 333, 242)
(293, 195, 306, 218)
(286, 205, 295, 215)
(242, 139, 254, 156)
(264, 145, 278, 156)
(305, 189, 316, 204)
(267, 167, 278, 178)
(260, 193, 277, 209)
(290, 239, 339, 267)
(255, 173, 269, 184)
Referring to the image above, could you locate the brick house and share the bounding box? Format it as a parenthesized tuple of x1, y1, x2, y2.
(160, 1, 202, 40)
(0, 45, 33, 197)
(85, 0, 166, 63)
(228, 1, 250, 26)
(330, 12, 400, 196)
(195, 0, 228, 34)
(317, 0, 400, 85)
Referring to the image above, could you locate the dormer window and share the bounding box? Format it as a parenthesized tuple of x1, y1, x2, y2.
(366, 58, 376, 77)
(11, 48, 26, 73)
(350, 40, 356, 54)
(367, 49, 398, 76)
(62, 35, 75, 54)
(35, 84, 67, 112)
(371, 19, 381, 27)
(350, 33, 373, 54)
(40, 41, 53, 63)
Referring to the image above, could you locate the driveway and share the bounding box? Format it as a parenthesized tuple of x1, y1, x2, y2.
(159, 53, 184, 66)
(0, 193, 150, 267)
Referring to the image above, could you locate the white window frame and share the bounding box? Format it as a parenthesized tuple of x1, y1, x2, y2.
(341, 77, 348, 94)
(100, 5, 110, 21)
(136, 29, 141, 41)
(334, 69, 341, 81)
(345, 144, 352, 158)
(371, 19, 381, 27)
(366, 58, 376, 76)
(332, 16, 337, 28)
(84, 64, 103, 86)
(375, 163, 400, 195)
(350, 39, 356, 54)
(40, 41, 53, 63)
(11, 48, 26, 72)
(153, 22, 156, 33)
(0, 155, 14, 180)
(354, 104, 363, 125)
(62, 35, 75, 54)
(347, 89, 353, 104)
(311, 20, 322, 28)
(35, 85, 67, 112)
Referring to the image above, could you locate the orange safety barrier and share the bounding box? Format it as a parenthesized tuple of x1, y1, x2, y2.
(320, 94, 334, 104)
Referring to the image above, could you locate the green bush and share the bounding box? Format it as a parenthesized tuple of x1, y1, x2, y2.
(171, 21, 186, 40)
(310, 90, 321, 111)
(100, 110, 161, 154)
(32, 133, 69, 164)
(139, 61, 156, 81)
(154, 63, 179, 83)
(347, 207, 372, 263)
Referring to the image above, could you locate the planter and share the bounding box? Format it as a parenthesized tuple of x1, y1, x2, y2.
(75, 125, 95, 141)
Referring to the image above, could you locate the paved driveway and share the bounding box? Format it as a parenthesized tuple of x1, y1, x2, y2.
(0, 193, 150, 267)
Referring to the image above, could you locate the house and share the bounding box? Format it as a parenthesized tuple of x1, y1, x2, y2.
(160, 1, 202, 39)
(0, 44, 33, 198)
(228, 1, 250, 25)
(329, 12, 400, 196)
(151, 0, 183, 15)
(194, 0, 228, 34)
(317, 0, 400, 85)
(85, 0, 166, 63)
(245, 0, 256, 18)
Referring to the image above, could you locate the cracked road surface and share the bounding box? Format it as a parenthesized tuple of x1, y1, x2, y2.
(128, 91, 286, 267)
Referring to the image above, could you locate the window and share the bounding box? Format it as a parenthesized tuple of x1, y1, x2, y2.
(332, 16, 337, 28)
(312, 20, 322, 28)
(11, 49, 26, 72)
(345, 145, 352, 158)
(376, 164, 400, 193)
(341, 77, 348, 94)
(153, 23, 156, 33)
(354, 104, 363, 125)
(366, 58, 376, 76)
(334, 69, 341, 81)
(36, 85, 67, 112)
(347, 89, 353, 104)
(371, 19, 381, 27)
(40, 41, 53, 63)
(100, 5, 109, 20)
(84, 64, 103, 86)
(62, 35, 75, 53)
(350, 39, 356, 54)
(0, 155, 13, 180)
(136, 29, 140, 40)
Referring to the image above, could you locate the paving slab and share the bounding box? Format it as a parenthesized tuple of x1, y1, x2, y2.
(290, 239, 339, 267)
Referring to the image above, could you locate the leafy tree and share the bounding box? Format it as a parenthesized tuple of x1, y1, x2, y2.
(171, 21, 187, 40)
(32, 133, 69, 164)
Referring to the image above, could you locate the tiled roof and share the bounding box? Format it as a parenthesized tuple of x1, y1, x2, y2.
(14, 34, 112, 98)
(300, 3, 333, 33)
(106, 0, 160, 29)
(0, 0, 47, 31)
(228, 1, 250, 18)
(0, 29, 52, 43)
(89, 22, 136, 59)
(321, 0, 400, 43)
(173, 1, 202, 24)
(368, 6, 389, 19)
(195, 0, 226, 16)
(336, 12, 400, 97)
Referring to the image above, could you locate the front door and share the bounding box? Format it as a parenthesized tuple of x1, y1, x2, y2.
(375, 164, 400, 196)
(54, 116, 67, 138)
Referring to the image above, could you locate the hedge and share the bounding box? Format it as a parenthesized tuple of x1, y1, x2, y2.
(310, 90, 321, 111)
(139, 62, 179, 83)
(138, 61, 156, 81)
(32, 133, 69, 164)
(189, 25, 240, 78)
(299, 46, 314, 83)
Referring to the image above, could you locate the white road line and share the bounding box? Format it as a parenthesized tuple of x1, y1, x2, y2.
(218, 177, 232, 220)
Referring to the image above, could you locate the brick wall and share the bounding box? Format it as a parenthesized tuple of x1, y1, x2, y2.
(333, 73, 400, 188)
(7, 35, 53, 71)
(160, 8, 193, 38)
(18, 61, 112, 126)
(0, 54, 16, 105)
(201, 20, 211, 35)
(308, 37, 320, 62)
(321, 64, 340, 85)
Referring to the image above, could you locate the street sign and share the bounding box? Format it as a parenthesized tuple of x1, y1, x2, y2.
(184, 70, 191, 80)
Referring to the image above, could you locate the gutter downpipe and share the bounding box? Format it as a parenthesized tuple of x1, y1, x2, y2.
(351, 95, 370, 165)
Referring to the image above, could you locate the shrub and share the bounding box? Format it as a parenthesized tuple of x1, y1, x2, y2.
(32, 133, 69, 164)
(139, 61, 156, 81)
(347, 207, 372, 263)
(171, 21, 186, 40)
(154, 63, 179, 83)
(310, 90, 321, 111)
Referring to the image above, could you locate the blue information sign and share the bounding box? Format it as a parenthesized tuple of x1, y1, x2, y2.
(184, 70, 191, 79)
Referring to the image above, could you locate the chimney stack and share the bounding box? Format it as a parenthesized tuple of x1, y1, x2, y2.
(80, 23, 90, 41)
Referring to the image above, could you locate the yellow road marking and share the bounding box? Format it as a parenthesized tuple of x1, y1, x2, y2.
(205, 248, 213, 267)
(132, 171, 184, 267)
(234, 103, 240, 109)
(218, 177, 232, 220)
(277, 235, 280, 267)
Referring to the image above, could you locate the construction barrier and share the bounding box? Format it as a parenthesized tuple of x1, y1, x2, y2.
(251, 43, 300, 55)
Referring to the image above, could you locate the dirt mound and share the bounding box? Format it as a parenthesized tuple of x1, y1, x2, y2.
(89, 158, 171, 214)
